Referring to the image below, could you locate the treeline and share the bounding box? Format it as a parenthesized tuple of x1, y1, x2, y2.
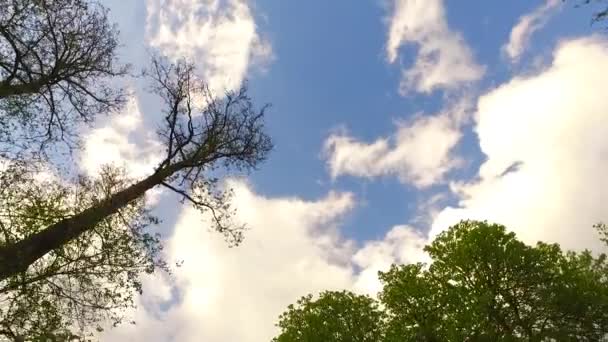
(273, 221, 608, 341)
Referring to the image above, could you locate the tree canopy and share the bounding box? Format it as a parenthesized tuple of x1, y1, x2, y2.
(0, 0, 127, 154)
(273, 221, 608, 341)
(0, 57, 272, 340)
(273, 291, 385, 342)
(0, 164, 164, 340)
(0, 0, 273, 339)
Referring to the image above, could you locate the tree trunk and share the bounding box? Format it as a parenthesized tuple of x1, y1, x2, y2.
(0, 80, 47, 98)
(0, 163, 181, 281)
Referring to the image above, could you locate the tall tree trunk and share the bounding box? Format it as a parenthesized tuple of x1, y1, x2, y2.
(0, 163, 182, 281)
(0, 65, 50, 98)
(0, 80, 46, 98)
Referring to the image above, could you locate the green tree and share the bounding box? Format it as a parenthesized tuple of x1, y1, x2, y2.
(273, 291, 385, 342)
(0, 0, 272, 338)
(0, 56, 272, 279)
(379, 264, 450, 341)
(0, 0, 127, 153)
(274, 221, 608, 341)
(0, 55, 272, 339)
(0, 164, 164, 340)
(381, 221, 608, 341)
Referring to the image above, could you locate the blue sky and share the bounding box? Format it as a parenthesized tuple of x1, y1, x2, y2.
(85, 0, 608, 340)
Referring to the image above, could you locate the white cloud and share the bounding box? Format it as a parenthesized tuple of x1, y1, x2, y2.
(352, 225, 428, 296)
(81, 97, 163, 179)
(503, 0, 561, 62)
(102, 181, 358, 341)
(98, 179, 435, 341)
(386, 0, 484, 93)
(323, 99, 471, 188)
(145, 0, 272, 94)
(431, 36, 608, 252)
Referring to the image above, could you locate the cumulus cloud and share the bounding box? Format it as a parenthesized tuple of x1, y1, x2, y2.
(352, 225, 428, 296)
(503, 0, 561, 62)
(323, 99, 471, 188)
(386, 0, 484, 93)
(98, 179, 435, 341)
(145, 0, 272, 94)
(431, 36, 608, 252)
(81, 97, 163, 179)
(102, 181, 358, 341)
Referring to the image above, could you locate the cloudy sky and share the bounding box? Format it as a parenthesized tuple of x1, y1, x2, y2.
(84, 0, 608, 340)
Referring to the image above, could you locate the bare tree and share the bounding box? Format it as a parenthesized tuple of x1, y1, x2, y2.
(0, 56, 272, 291)
(0, 56, 272, 339)
(0, 1, 272, 338)
(0, 0, 127, 154)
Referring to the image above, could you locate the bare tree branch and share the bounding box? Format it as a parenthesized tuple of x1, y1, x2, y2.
(0, 55, 272, 284)
(0, 0, 128, 156)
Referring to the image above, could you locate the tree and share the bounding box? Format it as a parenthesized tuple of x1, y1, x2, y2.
(274, 221, 608, 341)
(0, 55, 272, 339)
(0, 163, 164, 340)
(381, 221, 608, 341)
(0, 0, 127, 154)
(273, 291, 385, 342)
(0, 0, 272, 338)
(0, 55, 272, 280)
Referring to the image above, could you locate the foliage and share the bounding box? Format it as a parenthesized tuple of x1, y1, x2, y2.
(0, 55, 272, 339)
(0, 0, 273, 338)
(382, 221, 608, 341)
(0, 50, 272, 338)
(0, 163, 166, 340)
(274, 221, 608, 341)
(273, 291, 385, 342)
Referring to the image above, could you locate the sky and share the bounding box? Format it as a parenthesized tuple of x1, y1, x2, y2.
(76, 0, 608, 340)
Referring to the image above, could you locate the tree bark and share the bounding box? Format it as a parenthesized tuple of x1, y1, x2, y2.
(0, 79, 49, 98)
(0, 162, 182, 281)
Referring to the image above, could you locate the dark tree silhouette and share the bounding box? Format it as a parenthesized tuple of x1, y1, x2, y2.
(0, 1, 272, 338)
(0, 56, 272, 339)
(0, 0, 127, 154)
(0, 56, 272, 283)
